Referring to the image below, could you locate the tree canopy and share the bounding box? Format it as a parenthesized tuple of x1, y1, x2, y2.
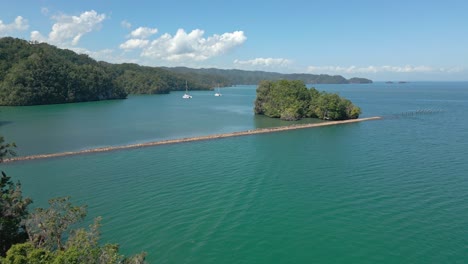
(254, 80, 361, 121)
(0, 37, 127, 106)
(2, 198, 147, 263)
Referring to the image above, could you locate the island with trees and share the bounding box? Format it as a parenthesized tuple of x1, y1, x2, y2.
(254, 80, 361, 121)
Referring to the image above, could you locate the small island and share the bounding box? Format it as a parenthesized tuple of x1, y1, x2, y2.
(348, 77, 373, 84)
(254, 80, 361, 121)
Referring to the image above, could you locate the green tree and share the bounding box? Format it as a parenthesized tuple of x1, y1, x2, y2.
(254, 80, 361, 121)
(2, 199, 147, 264)
(1, 242, 53, 263)
(52, 217, 147, 263)
(11, 199, 146, 263)
(25, 197, 87, 251)
(0, 137, 32, 256)
(254, 80, 310, 120)
(0, 172, 33, 256)
(0, 136, 16, 161)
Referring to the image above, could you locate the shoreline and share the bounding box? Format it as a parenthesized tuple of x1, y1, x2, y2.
(4, 116, 381, 163)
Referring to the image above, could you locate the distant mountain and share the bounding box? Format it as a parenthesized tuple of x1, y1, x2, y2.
(163, 67, 372, 85)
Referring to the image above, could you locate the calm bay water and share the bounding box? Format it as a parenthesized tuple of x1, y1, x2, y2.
(1, 82, 468, 263)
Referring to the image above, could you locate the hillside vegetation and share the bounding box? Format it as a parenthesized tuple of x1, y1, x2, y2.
(0, 37, 130, 106)
(0, 38, 225, 105)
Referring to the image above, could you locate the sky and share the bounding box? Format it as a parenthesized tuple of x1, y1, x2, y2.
(1, 0, 467, 81)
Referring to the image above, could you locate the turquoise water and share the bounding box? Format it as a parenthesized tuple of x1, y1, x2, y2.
(2, 82, 468, 263)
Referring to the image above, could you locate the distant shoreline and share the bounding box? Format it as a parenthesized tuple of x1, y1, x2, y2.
(4, 117, 381, 163)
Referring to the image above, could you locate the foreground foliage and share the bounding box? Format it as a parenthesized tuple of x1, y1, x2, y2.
(0, 172, 32, 257)
(254, 80, 361, 121)
(0, 137, 146, 263)
(2, 199, 147, 263)
(0, 138, 30, 256)
(0, 137, 16, 161)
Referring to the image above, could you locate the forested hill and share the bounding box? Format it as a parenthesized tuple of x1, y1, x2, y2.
(0, 37, 371, 106)
(0, 37, 127, 106)
(163, 67, 372, 85)
(0, 37, 227, 106)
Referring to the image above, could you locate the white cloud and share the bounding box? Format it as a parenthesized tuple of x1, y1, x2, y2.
(121, 20, 131, 29)
(0, 16, 29, 36)
(30, 10, 106, 46)
(138, 28, 246, 61)
(30, 30, 46, 42)
(130, 27, 158, 39)
(69, 47, 139, 64)
(120, 39, 149, 50)
(306, 65, 463, 74)
(234, 57, 292, 67)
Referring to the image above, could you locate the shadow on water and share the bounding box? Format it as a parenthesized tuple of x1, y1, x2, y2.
(0, 121, 13, 127)
(383, 109, 445, 120)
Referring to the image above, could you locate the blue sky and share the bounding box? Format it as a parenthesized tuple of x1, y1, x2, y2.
(1, 0, 467, 81)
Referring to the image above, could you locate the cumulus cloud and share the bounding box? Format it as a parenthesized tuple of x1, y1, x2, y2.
(136, 28, 246, 61)
(440, 66, 464, 73)
(30, 10, 106, 46)
(306, 65, 463, 74)
(0, 16, 29, 36)
(130, 26, 158, 39)
(120, 39, 149, 50)
(234, 57, 292, 67)
(69, 47, 139, 64)
(30, 30, 47, 42)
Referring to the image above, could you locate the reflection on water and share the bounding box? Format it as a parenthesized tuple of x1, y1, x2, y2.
(253, 115, 324, 129)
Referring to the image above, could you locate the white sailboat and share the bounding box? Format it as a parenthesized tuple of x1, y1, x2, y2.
(214, 86, 222, 97)
(182, 81, 192, 99)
